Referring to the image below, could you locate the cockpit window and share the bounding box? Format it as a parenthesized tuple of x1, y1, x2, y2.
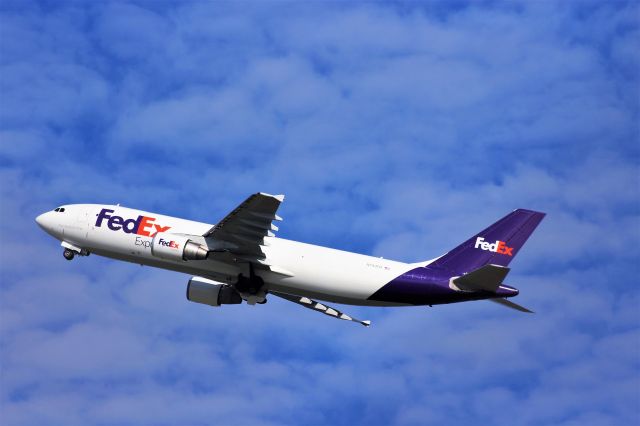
(54, 208, 60, 212)
(60, 208, 65, 212)
(54, 207, 65, 212)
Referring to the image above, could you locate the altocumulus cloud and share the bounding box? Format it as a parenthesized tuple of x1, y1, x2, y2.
(1, 1, 639, 425)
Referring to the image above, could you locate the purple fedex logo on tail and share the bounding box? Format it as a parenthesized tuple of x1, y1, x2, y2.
(95, 209, 171, 237)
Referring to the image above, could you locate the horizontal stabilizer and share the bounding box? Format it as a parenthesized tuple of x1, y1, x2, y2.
(453, 264, 510, 292)
(489, 298, 534, 313)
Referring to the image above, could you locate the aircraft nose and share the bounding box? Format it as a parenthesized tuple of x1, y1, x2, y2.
(35, 212, 52, 231)
(36, 213, 45, 227)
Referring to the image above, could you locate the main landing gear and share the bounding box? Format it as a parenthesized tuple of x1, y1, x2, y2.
(235, 272, 264, 295)
(234, 263, 267, 305)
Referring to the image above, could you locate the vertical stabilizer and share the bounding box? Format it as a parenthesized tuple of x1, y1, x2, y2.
(427, 209, 545, 275)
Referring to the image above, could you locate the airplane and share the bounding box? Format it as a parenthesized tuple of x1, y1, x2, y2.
(35, 193, 545, 327)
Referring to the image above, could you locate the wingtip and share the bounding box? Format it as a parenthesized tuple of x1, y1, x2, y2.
(362, 320, 371, 327)
(259, 192, 285, 202)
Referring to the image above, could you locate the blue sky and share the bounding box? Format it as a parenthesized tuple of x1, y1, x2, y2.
(1, 1, 639, 425)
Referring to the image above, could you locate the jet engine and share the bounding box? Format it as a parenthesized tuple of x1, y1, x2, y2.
(151, 233, 208, 261)
(186, 276, 242, 307)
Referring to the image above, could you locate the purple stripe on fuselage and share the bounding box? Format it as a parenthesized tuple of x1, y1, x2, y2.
(368, 267, 517, 305)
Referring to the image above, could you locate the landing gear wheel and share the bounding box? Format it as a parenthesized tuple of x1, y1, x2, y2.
(236, 274, 260, 293)
(63, 248, 75, 261)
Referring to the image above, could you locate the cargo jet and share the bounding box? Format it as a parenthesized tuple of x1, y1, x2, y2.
(35, 193, 545, 326)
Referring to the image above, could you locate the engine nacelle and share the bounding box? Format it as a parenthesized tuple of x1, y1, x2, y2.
(186, 277, 242, 307)
(151, 233, 208, 261)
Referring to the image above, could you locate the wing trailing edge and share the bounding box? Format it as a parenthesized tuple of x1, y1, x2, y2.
(272, 292, 371, 327)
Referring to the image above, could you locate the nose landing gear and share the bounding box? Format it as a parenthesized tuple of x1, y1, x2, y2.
(63, 248, 75, 261)
(61, 242, 90, 261)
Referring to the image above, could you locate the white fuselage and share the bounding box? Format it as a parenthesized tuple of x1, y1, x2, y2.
(36, 204, 419, 306)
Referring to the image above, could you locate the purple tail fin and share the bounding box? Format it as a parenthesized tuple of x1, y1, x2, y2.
(427, 209, 545, 275)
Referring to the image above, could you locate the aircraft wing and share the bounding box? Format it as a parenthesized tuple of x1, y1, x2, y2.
(272, 291, 371, 327)
(203, 192, 286, 270)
